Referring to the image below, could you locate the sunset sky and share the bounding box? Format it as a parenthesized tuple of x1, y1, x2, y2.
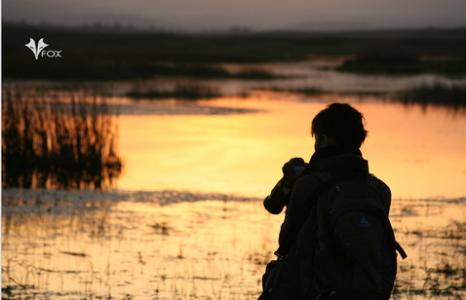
(3, 0, 466, 31)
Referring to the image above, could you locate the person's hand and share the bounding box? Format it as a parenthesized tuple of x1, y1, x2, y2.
(282, 157, 306, 185)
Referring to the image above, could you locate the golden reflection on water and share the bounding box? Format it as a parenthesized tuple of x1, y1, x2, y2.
(2, 199, 280, 299)
(117, 96, 466, 199)
(3, 94, 465, 299)
(2, 195, 464, 299)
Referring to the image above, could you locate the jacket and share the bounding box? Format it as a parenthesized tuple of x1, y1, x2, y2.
(265, 148, 391, 257)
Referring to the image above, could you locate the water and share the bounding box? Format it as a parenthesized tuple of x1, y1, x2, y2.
(2, 191, 465, 299)
(116, 94, 466, 199)
(2, 72, 466, 299)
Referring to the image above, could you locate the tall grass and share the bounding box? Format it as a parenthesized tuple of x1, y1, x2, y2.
(396, 83, 466, 110)
(2, 86, 122, 189)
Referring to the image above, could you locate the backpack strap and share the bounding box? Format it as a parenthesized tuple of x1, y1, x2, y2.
(395, 241, 408, 259)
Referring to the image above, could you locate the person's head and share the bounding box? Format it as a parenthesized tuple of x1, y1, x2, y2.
(311, 103, 367, 151)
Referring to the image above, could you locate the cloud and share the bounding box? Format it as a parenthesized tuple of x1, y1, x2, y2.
(3, 0, 466, 31)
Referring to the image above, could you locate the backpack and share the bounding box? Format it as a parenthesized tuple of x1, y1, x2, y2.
(304, 174, 407, 300)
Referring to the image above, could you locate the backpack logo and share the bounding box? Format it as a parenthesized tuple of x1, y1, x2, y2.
(25, 38, 62, 60)
(358, 216, 370, 227)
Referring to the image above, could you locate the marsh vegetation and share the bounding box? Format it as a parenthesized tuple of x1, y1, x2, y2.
(2, 87, 122, 189)
(1, 191, 465, 299)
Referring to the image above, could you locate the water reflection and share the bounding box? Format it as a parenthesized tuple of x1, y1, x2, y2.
(2, 83, 465, 198)
(2, 191, 464, 299)
(1, 82, 465, 299)
(116, 95, 466, 199)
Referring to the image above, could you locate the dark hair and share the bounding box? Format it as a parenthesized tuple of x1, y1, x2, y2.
(311, 103, 367, 149)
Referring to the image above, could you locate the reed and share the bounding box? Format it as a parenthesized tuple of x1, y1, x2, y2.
(2, 86, 122, 189)
(397, 83, 466, 108)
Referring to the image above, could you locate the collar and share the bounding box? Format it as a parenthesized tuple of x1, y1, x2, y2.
(306, 146, 368, 174)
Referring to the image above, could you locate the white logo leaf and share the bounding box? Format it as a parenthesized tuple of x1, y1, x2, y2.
(37, 38, 49, 56)
(24, 38, 49, 60)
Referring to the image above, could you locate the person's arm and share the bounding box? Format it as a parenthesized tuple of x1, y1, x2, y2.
(263, 177, 292, 214)
(276, 175, 322, 256)
(263, 157, 307, 214)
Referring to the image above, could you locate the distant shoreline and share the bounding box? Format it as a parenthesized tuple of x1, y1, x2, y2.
(4, 23, 465, 80)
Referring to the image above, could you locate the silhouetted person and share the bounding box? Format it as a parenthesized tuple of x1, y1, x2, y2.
(259, 103, 405, 300)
